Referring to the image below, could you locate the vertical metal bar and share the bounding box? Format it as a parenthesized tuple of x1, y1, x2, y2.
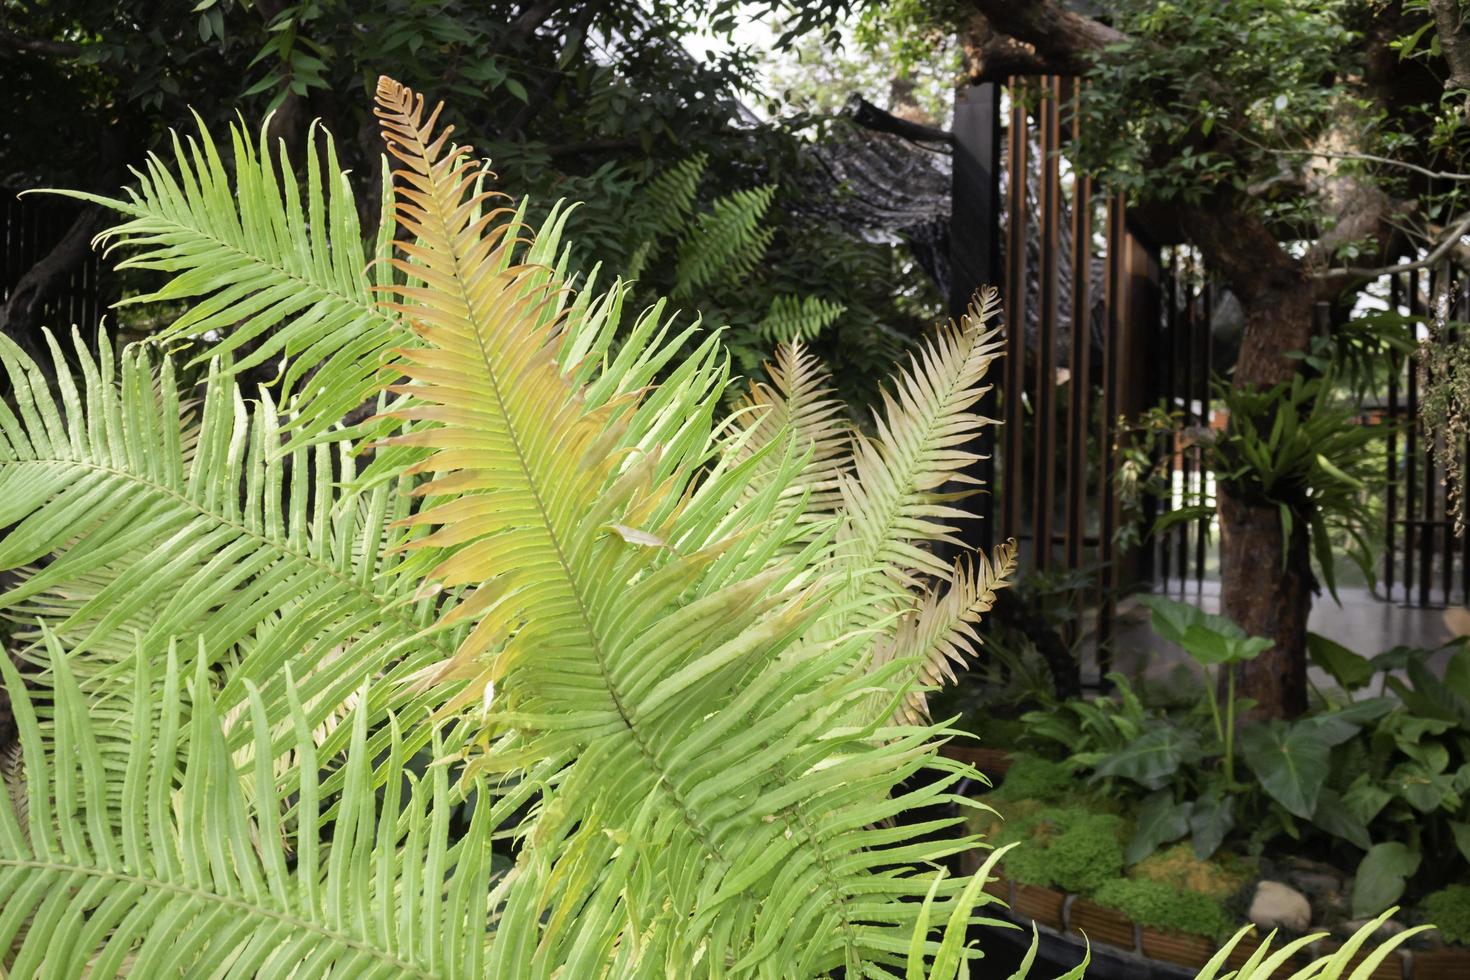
(1033, 77, 1061, 570)
(949, 82, 1004, 554)
(1421, 266, 1436, 606)
(1386, 274, 1400, 602)
(1196, 277, 1211, 597)
(1065, 85, 1093, 575)
(1176, 250, 1194, 593)
(1098, 194, 1125, 671)
(1406, 270, 1421, 604)
(1159, 249, 1176, 590)
(1003, 79, 1030, 552)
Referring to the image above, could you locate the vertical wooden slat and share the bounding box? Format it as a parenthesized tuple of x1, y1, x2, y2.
(1033, 77, 1061, 570)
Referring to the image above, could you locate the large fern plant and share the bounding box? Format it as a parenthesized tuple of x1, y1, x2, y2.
(0, 75, 1023, 978)
(0, 77, 1431, 979)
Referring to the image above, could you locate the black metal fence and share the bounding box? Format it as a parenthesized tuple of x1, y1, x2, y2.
(1381, 265, 1468, 608)
(950, 78, 1181, 658)
(1, 189, 110, 336)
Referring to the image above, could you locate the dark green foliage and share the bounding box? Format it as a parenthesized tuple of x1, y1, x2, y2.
(1422, 884, 1470, 946)
(996, 806, 1127, 894)
(1092, 878, 1234, 941)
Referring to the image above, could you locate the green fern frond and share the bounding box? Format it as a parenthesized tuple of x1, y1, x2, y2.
(728, 341, 852, 548)
(757, 294, 847, 345)
(0, 330, 454, 771)
(46, 118, 401, 444)
(673, 184, 776, 299)
(1196, 909, 1432, 980)
(0, 638, 496, 979)
(637, 154, 707, 243)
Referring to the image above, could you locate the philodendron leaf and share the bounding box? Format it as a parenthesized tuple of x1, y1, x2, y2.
(1180, 623, 1272, 666)
(1091, 725, 1203, 790)
(1307, 632, 1374, 690)
(1352, 842, 1420, 917)
(1136, 594, 1199, 647)
(1126, 790, 1192, 865)
(1239, 718, 1355, 820)
(1451, 821, 1470, 864)
(1342, 775, 1393, 826)
(1188, 794, 1235, 860)
(1311, 787, 1371, 851)
(1446, 647, 1470, 702)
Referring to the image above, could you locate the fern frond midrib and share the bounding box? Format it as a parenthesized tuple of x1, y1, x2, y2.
(393, 121, 734, 869)
(105, 202, 395, 343)
(0, 856, 436, 978)
(1, 455, 444, 657)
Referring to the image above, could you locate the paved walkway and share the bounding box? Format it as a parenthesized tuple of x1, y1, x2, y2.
(1099, 583, 1459, 690)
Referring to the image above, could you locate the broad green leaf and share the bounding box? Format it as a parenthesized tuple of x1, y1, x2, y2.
(1188, 793, 1235, 860)
(1451, 821, 1470, 864)
(1091, 725, 1202, 790)
(1342, 775, 1393, 826)
(1126, 790, 1192, 864)
(1307, 633, 1374, 689)
(1351, 842, 1420, 917)
(1311, 788, 1371, 850)
(1239, 719, 1342, 819)
(1445, 647, 1470, 702)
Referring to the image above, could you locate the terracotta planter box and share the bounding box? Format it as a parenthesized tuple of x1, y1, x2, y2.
(939, 744, 1013, 776)
(1011, 883, 1066, 929)
(981, 874, 1010, 903)
(1067, 899, 1136, 952)
(1412, 948, 1470, 980)
(1139, 928, 1216, 969)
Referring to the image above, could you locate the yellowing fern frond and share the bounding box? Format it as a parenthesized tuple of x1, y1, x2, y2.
(830, 287, 1005, 634)
(876, 539, 1018, 723)
(730, 341, 851, 531)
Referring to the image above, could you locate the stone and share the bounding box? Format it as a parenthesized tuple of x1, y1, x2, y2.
(1249, 880, 1313, 933)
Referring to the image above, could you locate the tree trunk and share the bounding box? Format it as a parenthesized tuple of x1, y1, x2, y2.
(1217, 488, 1312, 718)
(1216, 284, 1316, 719)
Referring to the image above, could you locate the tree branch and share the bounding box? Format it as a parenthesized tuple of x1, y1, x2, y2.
(842, 96, 953, 147)
(0, 28, 84, 58)
(961, 0, 1126, 79)
(1314, 208, 1470, 280)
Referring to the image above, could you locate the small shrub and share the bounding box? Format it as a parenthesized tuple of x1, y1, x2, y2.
(1093, 878, 1234, 941)
(1422, 884, 1470, 946)
(996, 806, 1126, 893)
(992, 753, 1074, 803)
